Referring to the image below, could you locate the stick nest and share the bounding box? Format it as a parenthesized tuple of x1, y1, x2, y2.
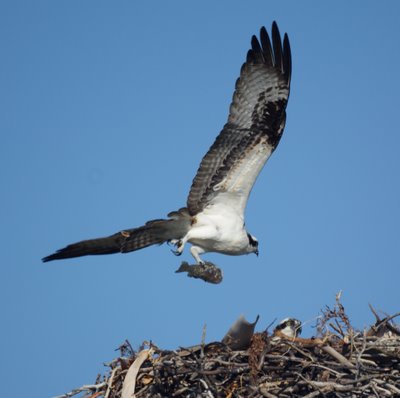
(56, 299, 400, 398)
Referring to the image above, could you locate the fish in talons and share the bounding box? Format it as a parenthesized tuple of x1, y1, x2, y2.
(175, 261, 223, 284)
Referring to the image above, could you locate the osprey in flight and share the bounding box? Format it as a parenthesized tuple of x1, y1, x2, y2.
(43, 22, 291, 265)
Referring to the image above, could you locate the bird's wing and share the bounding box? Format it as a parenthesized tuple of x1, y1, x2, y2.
(42, 208, 191, 262)
(187, 22, 291, 216)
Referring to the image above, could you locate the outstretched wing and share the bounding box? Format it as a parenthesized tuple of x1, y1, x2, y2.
(42, 208, 191, 262)
(187, 22, 291, 216)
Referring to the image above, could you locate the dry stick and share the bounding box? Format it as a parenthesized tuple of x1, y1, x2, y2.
(379, 311, 400, 335)
(104, 366, 120, 398)
(302, 379, 360, 393)
(258, 387, 279, 398)
(87, 392, 103, 398)
(372, 382, 392, 397)
(369, 303, 381, 323)
(355, 329, 368, 377)
(320, 345, 356, 372)
(329, 322, 343, 336)
(370, 383, 381, 398)
(384, 382, 400, 395)
(307, 362, 345, 377)
(199, 378, 215, 398)
(302, 391, 321, 398)
(369, 305, 400, 336)
(382, 311, 400, 324)
(53, 383, 107, 398)
(341, 375, 380, 386)
(296, 373, 325, 396)
(200, 323, 207, 359)
(284, 341, 316, 362)
(121, 349, 154, 398)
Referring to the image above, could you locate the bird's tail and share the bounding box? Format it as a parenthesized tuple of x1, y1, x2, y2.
(42, 208, 191, 262)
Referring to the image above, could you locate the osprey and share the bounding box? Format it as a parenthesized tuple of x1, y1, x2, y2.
(42, 22, 291, 265)
(274, 318, 302, 339)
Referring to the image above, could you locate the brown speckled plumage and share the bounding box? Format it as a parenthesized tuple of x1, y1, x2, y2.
(187, 22, 291, 216)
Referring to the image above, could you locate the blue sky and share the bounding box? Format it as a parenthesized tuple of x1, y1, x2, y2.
(1, 1, 400, 397)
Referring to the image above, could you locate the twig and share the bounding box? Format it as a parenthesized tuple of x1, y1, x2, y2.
(53, 383, 107, 398)
(199, 378, 215, 398)
(121, 348, 153, 398)
(104, 366, 119, 398)
(355, 329, 368, 376)
(258, 387, 278, 398)
(302, 391, 321, 398)
(321, 345, 356, 370)
(200, 323, 207, 359)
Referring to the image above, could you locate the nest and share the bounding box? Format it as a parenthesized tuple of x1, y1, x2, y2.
(56, 299, 400, 398)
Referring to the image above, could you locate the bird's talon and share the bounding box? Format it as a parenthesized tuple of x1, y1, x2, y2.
(171, 248, 183, 256)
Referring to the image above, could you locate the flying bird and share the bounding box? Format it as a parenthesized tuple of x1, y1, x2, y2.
(42, 22, 291, 265)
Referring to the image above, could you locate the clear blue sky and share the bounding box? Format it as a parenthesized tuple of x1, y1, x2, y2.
(1, 1, 399, 397)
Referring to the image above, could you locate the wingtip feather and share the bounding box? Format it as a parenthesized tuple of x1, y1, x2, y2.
(259, 26, 274, 67)
(283, 33, 292, 85)
(248, 21, 290, 80)
(249, 35, 264, 63)
(271, 21, 283, 71)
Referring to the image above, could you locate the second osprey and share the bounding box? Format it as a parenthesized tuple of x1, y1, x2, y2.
(43, 22, 291, 265)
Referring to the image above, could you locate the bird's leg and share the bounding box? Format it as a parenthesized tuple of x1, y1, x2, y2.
(170, 238, 186, 256)
(190, 246, 205, 264)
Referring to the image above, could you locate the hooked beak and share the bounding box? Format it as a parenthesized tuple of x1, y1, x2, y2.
(254, 249, 259, 257)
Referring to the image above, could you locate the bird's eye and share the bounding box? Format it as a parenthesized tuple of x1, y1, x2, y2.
(247, 233, 258, 247)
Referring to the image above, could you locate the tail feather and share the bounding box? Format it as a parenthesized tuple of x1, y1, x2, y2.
(42, 208, 191, 262)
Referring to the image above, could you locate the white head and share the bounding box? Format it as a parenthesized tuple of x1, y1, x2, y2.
(274, 318, 302, 338)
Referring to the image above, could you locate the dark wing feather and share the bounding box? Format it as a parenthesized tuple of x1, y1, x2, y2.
(187, 22, 291, 216)
(42, 208, 191, 262)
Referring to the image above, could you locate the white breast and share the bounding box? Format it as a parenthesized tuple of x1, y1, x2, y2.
(186, 197, 249, 254)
